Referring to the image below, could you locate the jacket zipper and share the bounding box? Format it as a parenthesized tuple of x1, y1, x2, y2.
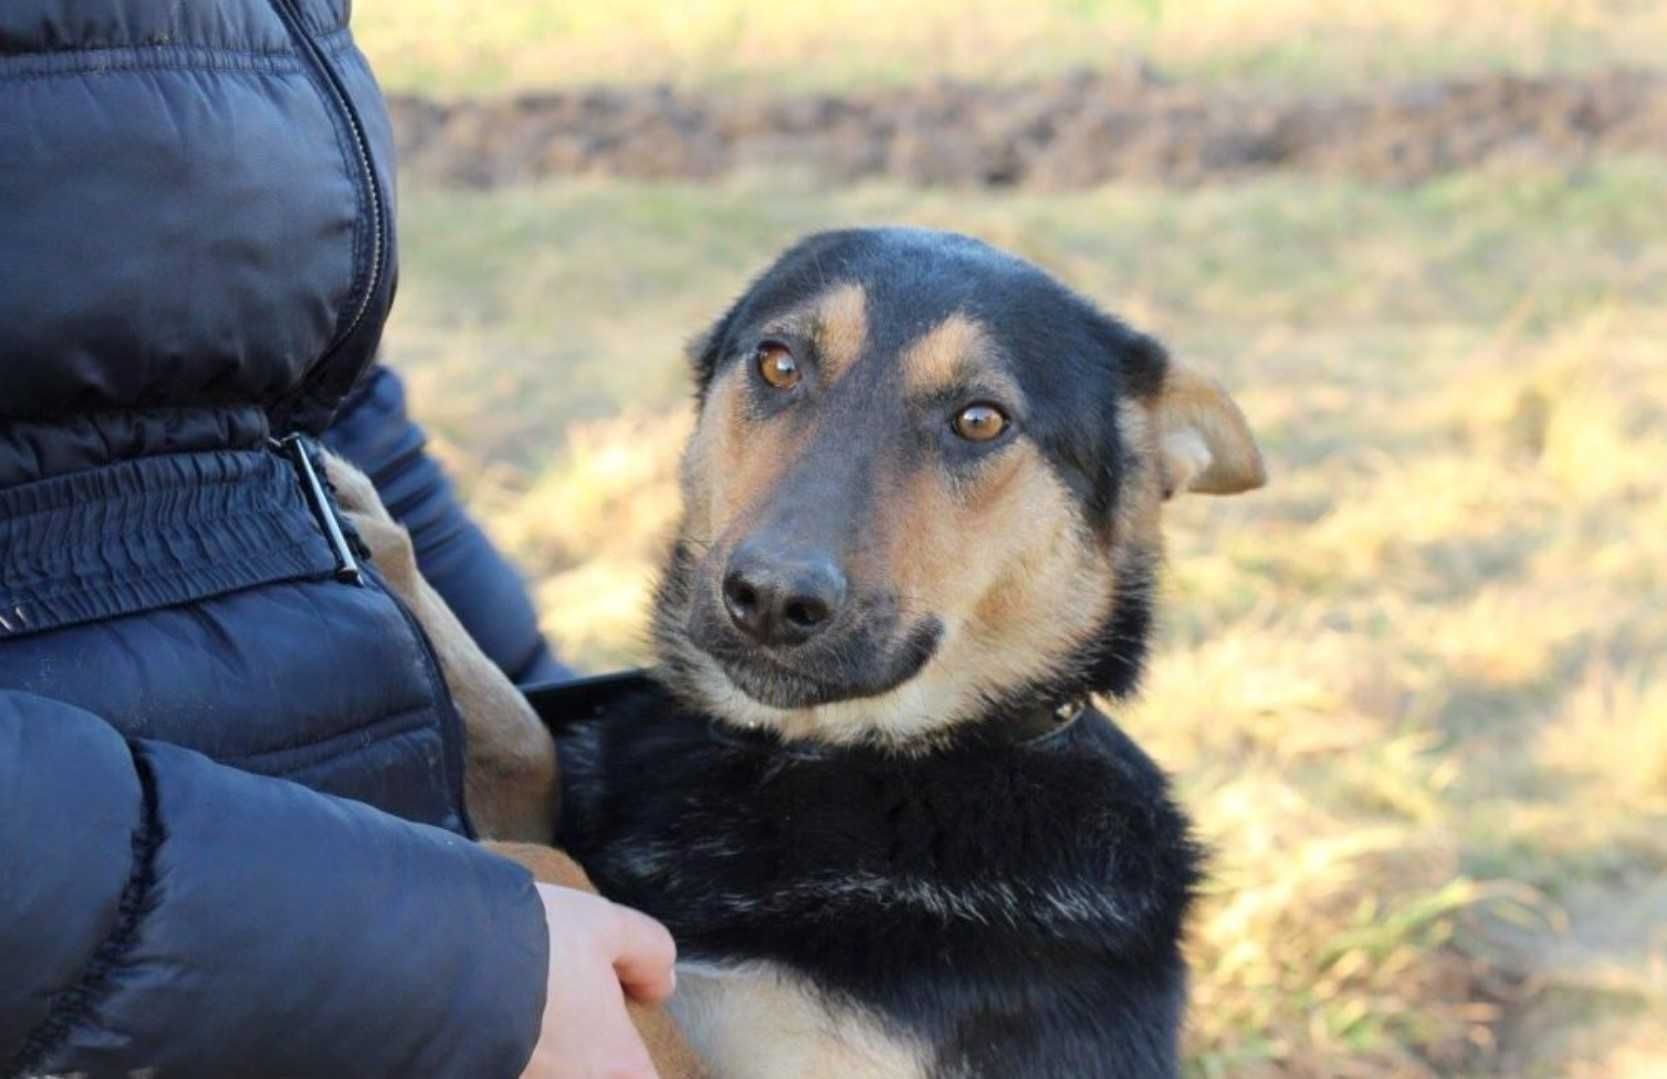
(268, 0, 387, 365)
(263, 5, 473, 835)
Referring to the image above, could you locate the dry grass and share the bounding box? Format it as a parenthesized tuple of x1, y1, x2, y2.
(367, 5, 1667, 1067)
(384, 160, 1667, 1074)
(355, 0, 1667, 97)
(1144, 322, 1667, 1075)
(348, 0, 1667, 1067)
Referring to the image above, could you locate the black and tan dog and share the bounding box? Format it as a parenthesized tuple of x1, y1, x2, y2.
(555, 227, 1265, 1078)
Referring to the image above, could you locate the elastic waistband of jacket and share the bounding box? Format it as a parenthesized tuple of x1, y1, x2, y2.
(0, 449, 340, 639)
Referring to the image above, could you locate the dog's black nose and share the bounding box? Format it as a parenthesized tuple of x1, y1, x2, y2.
(721, 543, 846, 647)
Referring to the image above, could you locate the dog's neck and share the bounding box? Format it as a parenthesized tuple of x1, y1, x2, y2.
(696, 698, 1090, 761)
(655, 659, 1096, 754)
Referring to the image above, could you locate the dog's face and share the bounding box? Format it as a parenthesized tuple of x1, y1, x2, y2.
(653, 228, 1263, 743)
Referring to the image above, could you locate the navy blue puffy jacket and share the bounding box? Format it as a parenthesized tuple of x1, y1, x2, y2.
(1, 2, 562, 1074)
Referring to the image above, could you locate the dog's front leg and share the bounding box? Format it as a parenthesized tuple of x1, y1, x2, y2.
(324, 453, 559, 843)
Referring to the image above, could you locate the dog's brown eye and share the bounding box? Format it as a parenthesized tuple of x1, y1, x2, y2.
(952, 404, 1008, 442)
(757, 344, 801, 390)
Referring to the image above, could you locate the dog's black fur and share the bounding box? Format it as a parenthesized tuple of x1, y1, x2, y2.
(559, 687, 1199, 1077)
(553, 229, 1243, 1077)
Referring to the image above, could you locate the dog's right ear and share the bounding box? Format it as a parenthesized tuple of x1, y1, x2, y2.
(1151, 361, 1266, 499)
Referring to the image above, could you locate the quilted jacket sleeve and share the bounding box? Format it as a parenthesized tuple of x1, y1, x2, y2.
(326, 364, 574, 684)
(0, 691, 549, 1079)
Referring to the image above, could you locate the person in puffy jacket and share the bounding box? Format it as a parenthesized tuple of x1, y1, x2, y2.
(0, 2, 674, 1076)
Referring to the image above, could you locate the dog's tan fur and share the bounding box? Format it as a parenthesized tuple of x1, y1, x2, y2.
(660, 300, 1274, 746)
(1147, 362, 1266, 498)
(678, 371, 810, 549)
(671, 962, 928, 1079)
(325, 455, 558, 843)
(326, 456, 702, 1077)
(898, 312, 1000, 396)
(879, 441, 1115, 726)
(802, 280, 869, 384)
(671, 441, 1117, 743)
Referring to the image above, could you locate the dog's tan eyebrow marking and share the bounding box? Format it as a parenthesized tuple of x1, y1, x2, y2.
(901, 313, 1017, 401)
(758, 282, 869, 384)
(811, 281, 868, 383)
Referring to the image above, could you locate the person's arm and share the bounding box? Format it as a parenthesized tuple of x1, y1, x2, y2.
(0, 691, 548, 1078)
(324, 364, 574, 684)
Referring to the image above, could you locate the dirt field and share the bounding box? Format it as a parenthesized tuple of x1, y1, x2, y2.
(389, 68, 1667, 189)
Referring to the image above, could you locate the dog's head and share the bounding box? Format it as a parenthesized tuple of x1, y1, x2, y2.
(653, 228, 1263, 743)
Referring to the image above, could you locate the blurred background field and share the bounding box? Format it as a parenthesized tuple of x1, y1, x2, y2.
(358, 4, 1666, 1075)
(357, 0, 1667, 94)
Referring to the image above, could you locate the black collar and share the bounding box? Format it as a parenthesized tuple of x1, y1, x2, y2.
(963, 696, 1087, 748)
(523, 668, 1088, 755)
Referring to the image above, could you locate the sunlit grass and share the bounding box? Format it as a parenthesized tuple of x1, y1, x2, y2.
(356, 0, 1667, 97)
(387, 162, 1667, 1073)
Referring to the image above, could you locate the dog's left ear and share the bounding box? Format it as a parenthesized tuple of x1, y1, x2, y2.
(1149, 362, 1266, 499)
(685, 299, 746, 408)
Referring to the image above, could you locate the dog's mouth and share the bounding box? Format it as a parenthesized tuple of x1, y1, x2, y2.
(684, 587, 942, 710)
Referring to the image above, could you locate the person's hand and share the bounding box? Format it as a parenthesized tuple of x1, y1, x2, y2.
(522, 883, 678, 1079)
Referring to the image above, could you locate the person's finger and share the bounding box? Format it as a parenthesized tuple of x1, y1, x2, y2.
(609, 905, 678, 1004)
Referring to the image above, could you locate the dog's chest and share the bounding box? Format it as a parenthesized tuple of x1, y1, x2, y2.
(558, 698, 1199, 1076)
(561, 711, 1136, 946)
(670, 960, 928, 1079)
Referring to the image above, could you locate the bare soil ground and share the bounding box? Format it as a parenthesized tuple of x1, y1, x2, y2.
(388, 67, 1667, 190)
